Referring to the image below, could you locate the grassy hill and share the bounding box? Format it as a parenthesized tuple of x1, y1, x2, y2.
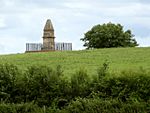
(0, 47, 150, 75)
(1, 47, 150, 112)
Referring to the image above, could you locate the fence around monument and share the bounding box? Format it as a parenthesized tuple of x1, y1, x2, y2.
(26, 43, 42, 51)
(55, 42, 72, 51)
(26, 42, 72, 52)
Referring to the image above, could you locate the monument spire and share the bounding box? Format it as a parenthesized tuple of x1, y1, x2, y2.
(42, 19, 55, 50)
(44, 19, 54, 31)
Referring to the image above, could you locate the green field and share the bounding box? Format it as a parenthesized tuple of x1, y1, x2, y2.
(0, 47, 150, 75)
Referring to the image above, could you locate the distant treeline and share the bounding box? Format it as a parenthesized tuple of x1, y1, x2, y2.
(0, 63, 150, 113)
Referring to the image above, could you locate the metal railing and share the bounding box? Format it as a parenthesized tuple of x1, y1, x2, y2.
(26, 42, 72, 52)
(55, 42, 72, 51)
(26, 43, 43, 51)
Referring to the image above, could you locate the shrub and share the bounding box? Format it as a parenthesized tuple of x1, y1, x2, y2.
(0, 102, 40, 113)
(61, 97, 149, 113)
(0, 63, 150, 112)
(0, 63, 20, 103)
(91, 70, 150, 102)
(24, 65, 62, 106)
(70, 69, 91, 98)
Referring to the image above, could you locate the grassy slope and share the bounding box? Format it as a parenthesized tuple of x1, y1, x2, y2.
(0, 47, 150, 75)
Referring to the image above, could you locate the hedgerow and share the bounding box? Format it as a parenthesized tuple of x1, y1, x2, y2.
(0, 63, 150, 112)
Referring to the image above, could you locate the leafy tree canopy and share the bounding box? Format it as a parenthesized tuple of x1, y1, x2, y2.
(81, 22, 138, 49)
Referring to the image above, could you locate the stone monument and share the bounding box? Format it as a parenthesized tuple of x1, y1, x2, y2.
(26, 19, 72, 52)
(42, 19, 55, 50)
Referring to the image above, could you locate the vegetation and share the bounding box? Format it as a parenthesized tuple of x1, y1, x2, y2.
(81, 22, 138, 49)
(0, 47, 150, 75)
(0, 47, 150, 112)
(0, 63, 150, 113)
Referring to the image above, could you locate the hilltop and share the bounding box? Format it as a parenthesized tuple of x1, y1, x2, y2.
(0, 47, 150, 75)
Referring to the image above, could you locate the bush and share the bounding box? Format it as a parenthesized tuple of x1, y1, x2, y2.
(0, 102, 41, 113)
(23, 65, 63, 106)
(0, 63, 150, 112)
(70, 69, 91, 98)
(90, 69, 150, 103)
(0, 63, 20, 103)
(61, 97, 149, 113)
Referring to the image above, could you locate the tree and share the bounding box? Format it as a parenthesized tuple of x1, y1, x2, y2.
(81, 22, 138, 49)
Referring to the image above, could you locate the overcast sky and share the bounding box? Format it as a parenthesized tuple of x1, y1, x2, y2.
(0, 0, 150, 54)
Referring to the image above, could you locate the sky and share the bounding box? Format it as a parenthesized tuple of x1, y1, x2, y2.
(0, 0, 150, 54)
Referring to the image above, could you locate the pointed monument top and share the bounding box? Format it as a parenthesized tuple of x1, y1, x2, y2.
(44, 19, 54, 31)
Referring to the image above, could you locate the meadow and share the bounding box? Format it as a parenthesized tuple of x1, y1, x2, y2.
(0, 47, 150, 75)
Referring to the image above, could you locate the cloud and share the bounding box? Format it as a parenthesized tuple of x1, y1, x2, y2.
(136, 36, 150, 47)
(0, 35, 27, 54)
(0, 0, 150, 54)
(140, 0, 150, 4)
(0, 18, 6, 28)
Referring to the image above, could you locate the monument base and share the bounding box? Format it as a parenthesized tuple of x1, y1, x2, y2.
(25, 50, 55, 53)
